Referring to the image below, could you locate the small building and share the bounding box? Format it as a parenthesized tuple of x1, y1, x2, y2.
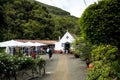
(54, 31, 75, 53)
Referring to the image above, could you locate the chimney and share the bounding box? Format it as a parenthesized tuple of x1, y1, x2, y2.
(59, 36, 61, 41)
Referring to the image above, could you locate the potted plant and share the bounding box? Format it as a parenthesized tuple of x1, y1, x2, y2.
(74, 50, 80, 58)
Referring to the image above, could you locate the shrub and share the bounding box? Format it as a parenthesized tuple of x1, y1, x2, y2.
(74, 50, 80, 58)
(0, 53, 45, 73)
(36, 57, 46, 68)
(74, 37, 92, 60)
(19, 56, 35, 70)
(88, 45, 119, 80)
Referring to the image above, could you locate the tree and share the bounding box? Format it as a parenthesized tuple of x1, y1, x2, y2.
(79, 0, 120, 61)
(0, 0, 79, 41)
(0, 0, 14, 41)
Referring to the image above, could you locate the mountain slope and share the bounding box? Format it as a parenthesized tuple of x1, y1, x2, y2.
(36, 1, 70, 16)
(0, 0, 80, 41)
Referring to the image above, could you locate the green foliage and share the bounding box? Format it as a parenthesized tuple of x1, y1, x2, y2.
(19, 56, 35, 70)
(79, 0, 120, 46)
(0, 53, 20, 73)
(53, 15, 79, 38)
(36, 57, 46, 67)
(0, 0, 79, 41)
(88, 60, 111, 80)
(0, 53, 45, 74)
(91, 45, 118, 61)
(1, 0, 55, 40)
(37, 2, 70, 16)
(79, 0, 120, 79)
(110, 61, 120, 79)
(88, 45, 120, 80)
(74, 49, 80, 58)
(74, 37, 92, 60)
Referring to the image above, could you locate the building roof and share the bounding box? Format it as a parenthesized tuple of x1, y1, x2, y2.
(60, 31, 75, 43)
(16, 40, 57, 45)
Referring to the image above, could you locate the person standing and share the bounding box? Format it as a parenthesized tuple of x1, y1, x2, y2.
(48, 47, 53, 60)
(31, 51, 36, 59)
(46, 47, 49, 54)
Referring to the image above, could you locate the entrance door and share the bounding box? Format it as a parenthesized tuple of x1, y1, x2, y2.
(64, 42, 70, 53)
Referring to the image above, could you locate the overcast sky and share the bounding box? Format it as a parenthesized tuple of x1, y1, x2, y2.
(35, 0, 98, 17)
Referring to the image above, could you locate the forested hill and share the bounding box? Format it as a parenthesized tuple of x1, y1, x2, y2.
(0, 0, 80, 41)
(37, 2, 70, 16)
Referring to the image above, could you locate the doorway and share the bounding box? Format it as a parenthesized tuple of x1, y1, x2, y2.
(64, 42, 70, 54)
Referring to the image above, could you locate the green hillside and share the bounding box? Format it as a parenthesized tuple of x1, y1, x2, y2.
(37, 2, 70, 16)
(0, 0, 80, 41)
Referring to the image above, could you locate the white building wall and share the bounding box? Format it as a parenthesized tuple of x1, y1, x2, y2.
(54, 31, 75, 52)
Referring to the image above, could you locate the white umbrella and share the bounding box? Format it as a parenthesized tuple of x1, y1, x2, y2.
(0, 40, 23, 47)
(33, 42, 46, 46)
(21, 41, 34, 47)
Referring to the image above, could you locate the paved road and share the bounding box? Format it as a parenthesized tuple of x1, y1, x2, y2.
(52, 54, 71, 80)
(31, 54, 87, 80)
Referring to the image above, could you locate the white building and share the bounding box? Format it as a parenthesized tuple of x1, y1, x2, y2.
(54, 31, 75, 53)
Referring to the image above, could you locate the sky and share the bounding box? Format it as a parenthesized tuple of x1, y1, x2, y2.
(35, 0, 98, 17)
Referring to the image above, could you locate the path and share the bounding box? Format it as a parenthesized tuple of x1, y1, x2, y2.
(31, 54, 87, 80)
(52, 55, 71, 80)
